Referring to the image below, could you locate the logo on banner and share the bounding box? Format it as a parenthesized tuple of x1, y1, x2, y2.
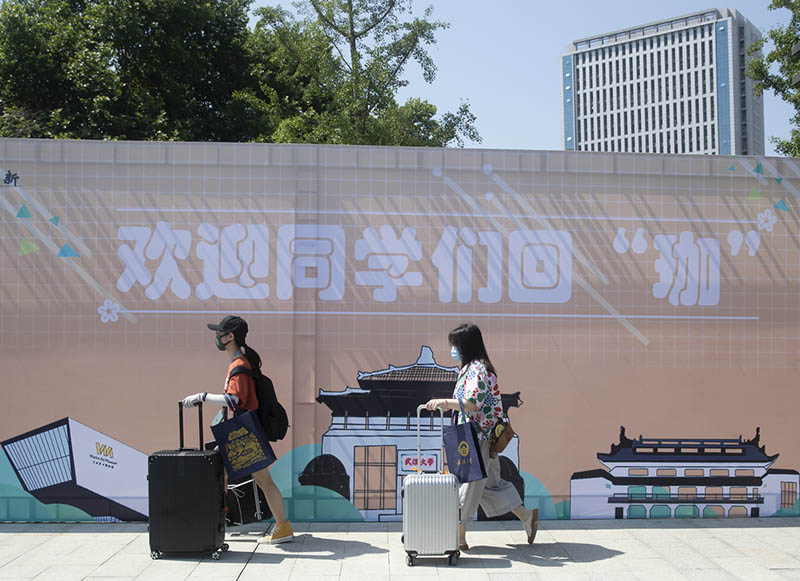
(95, 442, 114, 458)
(90, 442, 117, 468)
(400, 453, 437, 471)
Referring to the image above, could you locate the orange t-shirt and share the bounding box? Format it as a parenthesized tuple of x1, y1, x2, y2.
(225, 355, 257, 412)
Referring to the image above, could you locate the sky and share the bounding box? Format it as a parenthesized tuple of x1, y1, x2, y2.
(251, 1, 794, 156)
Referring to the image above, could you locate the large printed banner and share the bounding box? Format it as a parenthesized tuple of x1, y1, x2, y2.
(1, 138, 799, 522)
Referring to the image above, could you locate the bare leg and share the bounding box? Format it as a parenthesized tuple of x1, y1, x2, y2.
(458, 524, 467, 546)
(253, 467, 287, 524)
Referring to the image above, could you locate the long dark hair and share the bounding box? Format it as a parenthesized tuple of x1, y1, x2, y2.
(232, 324, 262, 372)
(448, 323, 496, 375)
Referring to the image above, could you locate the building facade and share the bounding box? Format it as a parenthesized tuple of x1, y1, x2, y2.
(571, 427, 800, 519)
(562, 9, 764, 155)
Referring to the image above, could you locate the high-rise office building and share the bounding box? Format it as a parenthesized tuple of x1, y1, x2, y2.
(561, 9, 764, 155)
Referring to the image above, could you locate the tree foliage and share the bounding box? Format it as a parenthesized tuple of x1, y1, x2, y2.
(0, 0, 479, 146)
(747, 0, 800, 156)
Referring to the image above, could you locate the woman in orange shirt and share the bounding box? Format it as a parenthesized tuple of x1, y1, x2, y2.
(182, 315, 293, 544)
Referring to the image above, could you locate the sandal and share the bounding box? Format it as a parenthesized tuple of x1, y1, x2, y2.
(458, 543, 469, 551)
(527, 508, 539, 545)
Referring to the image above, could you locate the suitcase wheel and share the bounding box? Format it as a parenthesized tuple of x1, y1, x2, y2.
(211, 549, 222, 560)
(222, 543, 229, 552)
(150, 550, 161, 560)
(448, 552, 458, 566)
(405, 554, 415, 567)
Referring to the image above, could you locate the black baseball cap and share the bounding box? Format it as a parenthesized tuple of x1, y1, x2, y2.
(207, 315, 247, 335)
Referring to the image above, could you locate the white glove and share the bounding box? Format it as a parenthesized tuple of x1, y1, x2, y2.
(182, 392, 206, 408)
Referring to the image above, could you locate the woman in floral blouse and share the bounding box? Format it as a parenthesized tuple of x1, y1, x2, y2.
(426, 323, 538, 551)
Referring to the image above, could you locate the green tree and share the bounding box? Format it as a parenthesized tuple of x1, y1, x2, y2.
(237, 5, 343, 143)
(747, 0, 800, 156)
(0, 0, 257, 141)
(0, 0, 478, 146)
(258, 0, 480, 146)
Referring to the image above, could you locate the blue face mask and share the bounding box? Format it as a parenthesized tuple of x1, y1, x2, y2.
(450, 346, 461, 363)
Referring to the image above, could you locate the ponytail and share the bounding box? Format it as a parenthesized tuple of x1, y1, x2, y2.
(241, 343, 262, 372)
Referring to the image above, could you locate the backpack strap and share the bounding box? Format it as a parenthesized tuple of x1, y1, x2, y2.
(226, 365, 257, 411)
(228, 365, 257, 380)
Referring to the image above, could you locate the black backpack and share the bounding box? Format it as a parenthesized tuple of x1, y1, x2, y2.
(228, 366, 289, 442)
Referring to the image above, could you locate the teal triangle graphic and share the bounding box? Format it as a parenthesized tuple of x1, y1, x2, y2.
(729, 165, 736, 171)
(775, 200, 789, 211)
(775, 177, 783, 185)
(18, 238, 38, 256)
(57, 243, 79, 258)
(15, 204, 31, 218)
(49, 216, 59, 226)
(754, 163, 764, 175)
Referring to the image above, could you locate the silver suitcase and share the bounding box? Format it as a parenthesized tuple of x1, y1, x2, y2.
(401, 405, 459, 567)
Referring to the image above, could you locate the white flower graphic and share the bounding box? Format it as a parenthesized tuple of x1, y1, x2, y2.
(97, 299, 121, 323)
(757, 209, 777, 232)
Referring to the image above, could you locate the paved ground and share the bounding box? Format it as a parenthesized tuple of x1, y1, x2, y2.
(1, 518, 800, 580)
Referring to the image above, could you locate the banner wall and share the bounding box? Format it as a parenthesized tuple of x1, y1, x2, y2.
(1, 138, 798, 521)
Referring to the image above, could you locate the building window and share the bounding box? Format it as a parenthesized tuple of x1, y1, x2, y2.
(782, 482, 798, 509)
(628, 468, 648, 476)
(353, 445, 397, 510)
(678, 486, 697, 499)
(706, 486, 723, 500)
(628, 485, 647, 499)
(653, 486, 670, 499)
(657, 468, 676, 477)
(709, 469, 729, 477)
(628, 505, 647, 519)
(703, 505, 724, 518)
(734, 469, 754, 477)
(651, 505, 671, 518)
(675, 505, 699, 518)
(728, 506, 747, 518)
(730, 487, 748, 501)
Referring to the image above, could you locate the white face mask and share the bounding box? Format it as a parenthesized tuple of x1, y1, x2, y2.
(450, 346, 461, 363)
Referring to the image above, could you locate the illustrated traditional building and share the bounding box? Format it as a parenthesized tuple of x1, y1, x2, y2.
(302, 347, 523, 522)
(571, 427, 799, 519)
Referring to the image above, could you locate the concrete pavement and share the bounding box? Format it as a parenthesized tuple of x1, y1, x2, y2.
(1, 517, 800, 580)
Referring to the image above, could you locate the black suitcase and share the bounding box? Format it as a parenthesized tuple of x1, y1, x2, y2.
(148, 403, 228, 560)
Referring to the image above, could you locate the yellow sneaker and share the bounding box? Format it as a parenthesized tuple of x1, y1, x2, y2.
(258, 521, 293, 544)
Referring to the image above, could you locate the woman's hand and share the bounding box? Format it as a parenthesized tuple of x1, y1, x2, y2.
(425, 398, 448, 411)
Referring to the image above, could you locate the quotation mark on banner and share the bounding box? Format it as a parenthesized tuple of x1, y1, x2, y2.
(727, 230, 761, 257)
(612, 227, 648, 254)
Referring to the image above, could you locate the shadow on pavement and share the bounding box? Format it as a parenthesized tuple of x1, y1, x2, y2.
(461, 541, 624, 569)
(247, 534, 388, 563)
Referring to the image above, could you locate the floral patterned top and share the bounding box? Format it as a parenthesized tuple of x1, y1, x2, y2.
(452, 360, 503, 438)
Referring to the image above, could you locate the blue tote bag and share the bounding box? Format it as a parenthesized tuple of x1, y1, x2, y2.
(211, 408, 276, 480)
(443, 399, 487, 483)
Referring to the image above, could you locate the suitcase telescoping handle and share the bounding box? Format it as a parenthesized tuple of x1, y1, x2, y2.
(177, 401, 204, 450)
(415, 404, 445, 473)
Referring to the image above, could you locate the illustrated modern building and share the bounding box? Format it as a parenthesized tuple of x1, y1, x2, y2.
(302, 347, 523, 522)
(1, 418, 148, 521)
(570, 427, 800, 519)
(561, 9, 764, 155)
